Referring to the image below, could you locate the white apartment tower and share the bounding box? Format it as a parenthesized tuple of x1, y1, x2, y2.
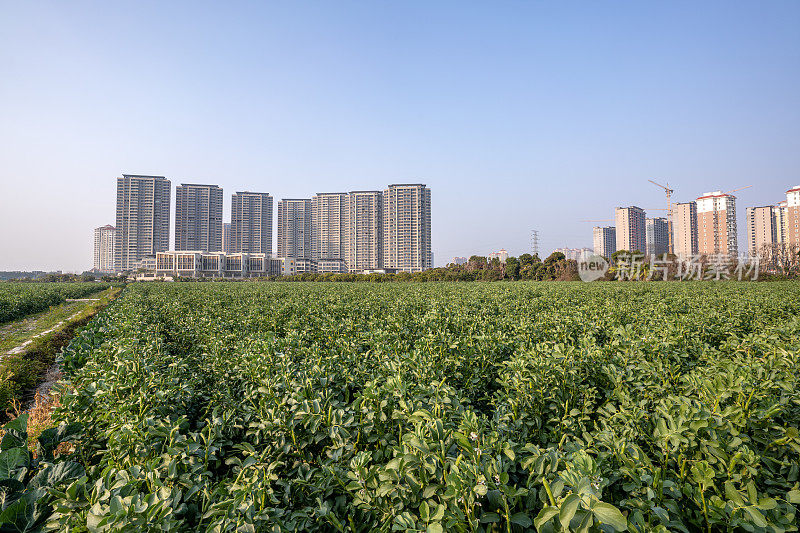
(696, 191, 737, 257)
(93, 225, 116, 273)
(312, 193, 348, 261)
(382, 184, 432, 273)
(345, 191, 383, 272)
(175, 184, 224, 252)
(614, 206, 646, 253)
(114, 174, 171, 271)
(231, 192, 273, 255)
(786, 186, 800, 246)
(645, 218, 669, 256)
(277, 198, 312, 259)
(593, 226, 616, 259)
(672, 202, 698, 259)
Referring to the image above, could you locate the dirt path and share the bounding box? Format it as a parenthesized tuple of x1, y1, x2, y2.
(0, 289, 114, 357)
(4, 309, 87, 355)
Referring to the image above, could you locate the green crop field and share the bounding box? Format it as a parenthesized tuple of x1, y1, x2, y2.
(3, 282, 800, 532)
(0, 282, 109, 325)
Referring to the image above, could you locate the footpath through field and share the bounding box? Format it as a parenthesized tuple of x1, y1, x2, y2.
(0, 289, 114, 356)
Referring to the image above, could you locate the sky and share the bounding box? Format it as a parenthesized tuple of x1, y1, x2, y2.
(1, 1, 798, 271)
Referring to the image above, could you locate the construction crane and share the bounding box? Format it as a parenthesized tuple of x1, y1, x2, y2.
(721, 185, 752, 196)
(581, 219, 613, 223)
(648, 180, 674, 254)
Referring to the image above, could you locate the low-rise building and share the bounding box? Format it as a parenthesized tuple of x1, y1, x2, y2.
(553, 248, 593, 262)
(152, 251, 347, 278)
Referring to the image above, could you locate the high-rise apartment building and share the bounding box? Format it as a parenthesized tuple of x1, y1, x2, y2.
(382, 184, 432, 273)
(231, 192, 273, 255)
(277, 198, 312, 259)
(592, 226, 616, 259)
(614, 206, 646, 253)
(115, 174, 171, 271)
(345, 191, 382, 272)
(672, 202, 698, 259)
(311, 192, 348, 261)
(175, 184, 223, 252)
(746, 206, 777, 258)
(93, 225, 116, 273)
(488, 249, 509, 263)
(786, 185, 800, 245)
(696, 191, 738, 257)
(222, 223, 231, 253)
(645, 218, 669, 256)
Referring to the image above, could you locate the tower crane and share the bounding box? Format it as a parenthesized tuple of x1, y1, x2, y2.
(721, 185, 752, 195)
(648, 180, 674, 254)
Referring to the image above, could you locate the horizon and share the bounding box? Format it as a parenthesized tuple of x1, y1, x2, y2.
(1, 1, 798, 271)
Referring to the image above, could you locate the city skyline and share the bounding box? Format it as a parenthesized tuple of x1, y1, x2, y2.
(99, 176, 432, 274)
(1, 2, 798, 271)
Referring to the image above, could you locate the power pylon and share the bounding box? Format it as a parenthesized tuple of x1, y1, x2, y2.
(531, 229, 540, 257)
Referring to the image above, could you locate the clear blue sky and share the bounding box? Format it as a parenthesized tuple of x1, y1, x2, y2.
(1, 1, 798, 271)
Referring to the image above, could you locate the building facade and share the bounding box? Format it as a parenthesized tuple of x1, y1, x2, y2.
(645, 217, 669, 257)
(153, 251, 345, 278)
(277, 198, 312, 259)
(553, 248, 593, 262)
(312, 192, 348, 261)
(175, 184, 223, 252)
(672, 202, 698, 259)
(592, 226, 616, 259)
(382, 184, 432, 273)
(231, 192, 273, 255)
(114, 174, 171, 271)
(696, 191, 738, 257)
(787, 186, 800, 246)
(93, 225, 116, 273)
(614, 206, 646, 253)
(222, 223, 231, 253)
(746, 206, 778, 258)
(345, 191, 383, 272)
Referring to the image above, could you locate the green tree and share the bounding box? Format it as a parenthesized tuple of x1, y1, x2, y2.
(544, 252, 565, 265)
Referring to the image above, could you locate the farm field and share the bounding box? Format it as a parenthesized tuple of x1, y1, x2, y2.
(6, 282, 800, 532)
(0, 282, 110, 325)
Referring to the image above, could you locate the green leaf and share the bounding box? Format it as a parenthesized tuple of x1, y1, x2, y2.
(1, 415, 28, 437)
(725, 481, 744, 506)
(788, 489, 800, 504)
(592, 502, 627, 531)
(743, 506, 767, 528)
(534, 506, 558, 531)
(0, 449, 29, 481)
(430, 503, 445, 521)
(511, 512, 532, 528)
(419, 500, 429, 522)
(426, 523, 443, 533)
(37, 423, 83, 461)
(28, 462, 85, 490)
(560, 494, 580, 528)
(575, 510, 593, 533)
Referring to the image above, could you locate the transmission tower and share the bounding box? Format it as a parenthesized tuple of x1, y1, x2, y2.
(531, 229, 540, 257)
